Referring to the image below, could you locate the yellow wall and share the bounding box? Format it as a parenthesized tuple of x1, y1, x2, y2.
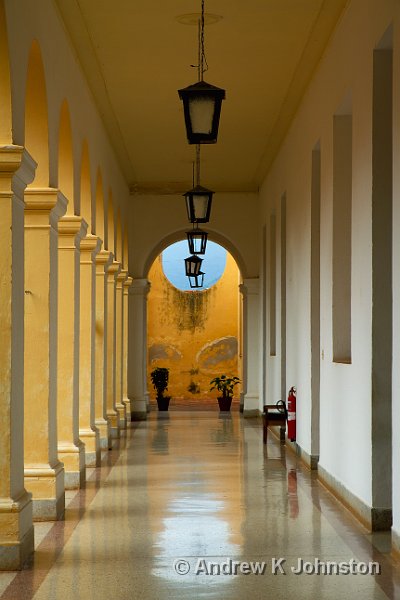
(147, 251, 240, 402)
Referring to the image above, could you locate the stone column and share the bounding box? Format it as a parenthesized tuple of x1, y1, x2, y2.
(115, 270, 127, 429)
(106, 260, 120, 438)
(94, 248, 112, 449)
(57, 215, 87, 489)
(122, 275, 133, 420)
(239, 278, 261, 416)
(0, 147, 34, 569)
(24, 188, 66, 520)
(79, 234, 101, 466)
(128, 279, 151, 421)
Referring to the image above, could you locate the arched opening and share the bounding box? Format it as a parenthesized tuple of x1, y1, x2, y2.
(94, 169, 105, 242)
(0, 0, 12, 144)
(116, 207, 122, 264)
(147, 238, 242, 410)
(58, 100, 74, 212)
(106, 190, 114, 255)
(24, 40, 49, 186)
(123, 225, 129, 271)
(80, 140, 91, 227)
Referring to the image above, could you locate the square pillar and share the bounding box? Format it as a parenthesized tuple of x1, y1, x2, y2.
(57, 216, 87, 489)
(239, 278, 261, 416)
(79, 234, 101, 466)
(0, 146, 34, 569)
(24, 188, 67, 520)
(122, 275, 133, 420)
(128, 279, 151, 421)
(106, 260, 121, 438)
(94, 248, 112, 449)
(115, 270, 127, 429)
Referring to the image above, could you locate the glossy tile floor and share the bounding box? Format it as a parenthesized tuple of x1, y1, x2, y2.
(2, 411, 400, 599)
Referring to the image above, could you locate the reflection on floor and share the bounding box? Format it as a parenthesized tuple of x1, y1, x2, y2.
(1, 411, 400, 600)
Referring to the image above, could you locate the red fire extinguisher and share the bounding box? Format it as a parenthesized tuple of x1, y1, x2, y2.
(287, 386, 296, 442)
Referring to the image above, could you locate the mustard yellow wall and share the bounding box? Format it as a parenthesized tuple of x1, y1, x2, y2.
(147, 252, 240, 402)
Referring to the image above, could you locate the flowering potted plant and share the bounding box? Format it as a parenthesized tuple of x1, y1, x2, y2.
(209, 374, 241, 411)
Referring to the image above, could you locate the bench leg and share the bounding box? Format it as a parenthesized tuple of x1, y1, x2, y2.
(280, 426, 286, 443)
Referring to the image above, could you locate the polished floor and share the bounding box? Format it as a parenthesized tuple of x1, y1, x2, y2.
(1, 411, 400, 599)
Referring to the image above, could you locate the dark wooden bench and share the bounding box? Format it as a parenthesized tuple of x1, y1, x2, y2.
(262, 404, 286, 444)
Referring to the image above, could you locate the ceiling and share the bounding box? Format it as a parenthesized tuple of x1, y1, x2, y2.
(55, 0, 348, 194)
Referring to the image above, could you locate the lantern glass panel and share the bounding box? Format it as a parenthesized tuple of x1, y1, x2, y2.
(192, 194, 209, 221)
(188, 271, 205, 289)
(188, 95, 216, 136)
(187, 229, 208, 255)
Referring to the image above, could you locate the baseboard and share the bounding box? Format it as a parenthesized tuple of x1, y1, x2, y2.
(318, 464, 392, 532)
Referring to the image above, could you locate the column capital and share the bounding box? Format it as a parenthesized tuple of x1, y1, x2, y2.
(0, 144, 25, 175)
(58, 215, 87, 249)
(107, 260, 121, 276)
(80, 233, 101, 254)
(0, 147, 34, 198)
(24, 188, 68, 228)
(116, 269, 127, 286)
(95, 248, 112, 266)
(129, 278, 151, 297)
(239, 277, 260, 297)
(123, 275, 133, 290)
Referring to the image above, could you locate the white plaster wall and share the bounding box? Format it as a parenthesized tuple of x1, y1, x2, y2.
(129, 192, 259, 279)
(5, 0, 129, 224)
(259, 0, 398, 509)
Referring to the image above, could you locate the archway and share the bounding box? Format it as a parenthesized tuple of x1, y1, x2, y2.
(147, 239, 242, 410)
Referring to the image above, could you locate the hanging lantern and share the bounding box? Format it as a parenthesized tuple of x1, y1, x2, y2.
(178, 80, 225, 144)
(184, 254, 203, 277)
(188, 271, 205, 289)
(187, 227, 208, 255)
(184, 184, 213, 223)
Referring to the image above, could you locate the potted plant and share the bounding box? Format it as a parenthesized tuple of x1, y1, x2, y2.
(150, 367, 171, 411)
(209, 374, 241, 412)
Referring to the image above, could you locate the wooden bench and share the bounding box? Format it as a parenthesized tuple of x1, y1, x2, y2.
(262, 404, 286, 444)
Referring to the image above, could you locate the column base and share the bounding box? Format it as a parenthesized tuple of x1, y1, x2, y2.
(24, 462, 65, 521)
(95, 418, 111, 450)
(116, 402, 127, 429)
(131, 398, 147, 421)
(58, 441, 86, 489)
(242, 393, 261, 417)
(123, 397, 132, 422)
(0, 491, 34, 570)
(107, 411, 120, 440)
(79, 428, 100, 467)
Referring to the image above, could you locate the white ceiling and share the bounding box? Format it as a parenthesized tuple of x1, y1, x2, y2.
(55, 0, 348, 193)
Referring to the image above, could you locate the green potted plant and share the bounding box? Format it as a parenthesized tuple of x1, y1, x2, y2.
(209, 374, 241, 412)
(150, 367, 171, 411)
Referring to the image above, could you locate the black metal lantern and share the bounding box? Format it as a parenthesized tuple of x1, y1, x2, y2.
(188, 271, 205, 289)
(187, 227, 208, 255)
(184, 254, 203, 277)
(178, 80, 225, 144)
(184, 184, 213, 223)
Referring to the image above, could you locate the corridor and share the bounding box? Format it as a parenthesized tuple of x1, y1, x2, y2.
(1, 412, 399, 600)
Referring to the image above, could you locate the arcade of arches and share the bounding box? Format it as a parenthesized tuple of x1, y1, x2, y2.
(1, 0, 400, 595)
